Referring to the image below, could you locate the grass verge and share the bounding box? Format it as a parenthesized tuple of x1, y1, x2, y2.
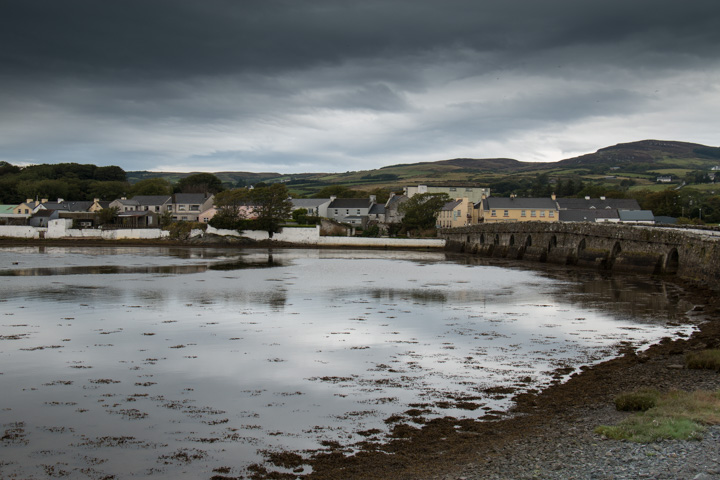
(595, 390, 720, 442)
(686, 349, 720, 371)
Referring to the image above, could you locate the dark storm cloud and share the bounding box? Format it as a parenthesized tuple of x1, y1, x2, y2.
(1, 0, 719, 171)
(5, 0, 719, 78)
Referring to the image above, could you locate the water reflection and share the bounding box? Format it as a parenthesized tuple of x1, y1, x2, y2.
(0, 247, 699, 479)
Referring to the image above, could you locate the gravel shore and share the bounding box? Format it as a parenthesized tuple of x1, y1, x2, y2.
(303, 286, 720, 480)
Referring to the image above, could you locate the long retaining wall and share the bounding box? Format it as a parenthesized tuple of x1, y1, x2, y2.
(0, 220, 443, 249)
(440, 222, 720, 288)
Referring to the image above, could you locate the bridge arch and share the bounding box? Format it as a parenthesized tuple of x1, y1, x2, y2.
(665, 248, 679, 274)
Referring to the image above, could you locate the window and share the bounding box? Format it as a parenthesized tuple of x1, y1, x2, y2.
(503, 210, 509, 217)
(357, 209, 360, 214)
(450, 187, 457, 191)
(521, 210, 526, 217)
(346, 209, 349, 215)
(531, 210, 536, 217)
(540, 211, 545, 217)
(178, 205, 186, 211)
(334, 209, 338, 215)
(190, 205, 200, 211)
(549, 211, 555, 217)
(491, 210, 497, 217)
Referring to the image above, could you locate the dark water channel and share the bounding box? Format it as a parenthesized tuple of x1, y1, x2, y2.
(0, 246, 697, 478)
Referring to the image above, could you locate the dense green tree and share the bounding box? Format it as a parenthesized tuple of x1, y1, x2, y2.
(16, 179, 71, 201)
(86, 181, 131, 200)
(130, 178, 173, 196)
(399, 193, 451, 231)
(250, 184, 293, 237)
(635, 189, 681, 217)
(0, 161, 20, 176)
(97, 207, 119, 226)
(176, 173, 224, 194)
(94, 166, 126, 182)
(214, 188, 252, 217)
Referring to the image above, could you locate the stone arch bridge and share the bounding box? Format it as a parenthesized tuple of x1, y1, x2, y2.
(441, 223, 720, 288)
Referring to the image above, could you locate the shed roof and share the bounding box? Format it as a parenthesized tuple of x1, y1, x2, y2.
(618, 210, 655, 222)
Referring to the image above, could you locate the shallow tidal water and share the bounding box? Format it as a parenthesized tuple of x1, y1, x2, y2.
(0, 246, 697, 478)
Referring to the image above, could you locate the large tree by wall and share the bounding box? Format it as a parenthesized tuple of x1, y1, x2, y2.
(251, 184, 293, 237)
(399, 192, 451, 231)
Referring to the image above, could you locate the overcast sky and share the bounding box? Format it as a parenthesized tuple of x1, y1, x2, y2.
(1, 0, 718, 174)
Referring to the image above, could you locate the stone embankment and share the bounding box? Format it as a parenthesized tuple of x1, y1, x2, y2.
(441, 222, 720, 289)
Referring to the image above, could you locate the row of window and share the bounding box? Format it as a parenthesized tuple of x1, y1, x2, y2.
(490, 210, 555, 218)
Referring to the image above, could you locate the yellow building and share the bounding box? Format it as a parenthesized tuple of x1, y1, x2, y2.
(478, 195, 559, 223)
(437, 198, 474, 228)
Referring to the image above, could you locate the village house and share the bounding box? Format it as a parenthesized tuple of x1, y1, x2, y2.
(325, 196, 378, 227)
(437, 198, 473, 228)
(383, 193, 408, 225)
(478, 195, 559, 223)
(171, 193, 214, 222)
(290, 198, 332, 217)
(109, 195, 173, 214)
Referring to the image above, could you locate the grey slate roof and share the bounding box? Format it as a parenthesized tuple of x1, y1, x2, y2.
(131, 195, 172, 205)
(618, 210, 655, 222)
(556, 197, 641, 210)
(369, 204, 386, 214)
(559, 209, 619, 222)
(441, 200, 462, 211)
(328, 198, 371, 209)
(291, 199, 328, 209)
(482, 197, 558, 210)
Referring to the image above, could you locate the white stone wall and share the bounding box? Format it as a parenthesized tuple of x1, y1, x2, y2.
(1, 221, 443, 248)
(0, 225, 42, 239)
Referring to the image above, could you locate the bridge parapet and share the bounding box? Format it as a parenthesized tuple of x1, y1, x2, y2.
(440, 223, 720, 288)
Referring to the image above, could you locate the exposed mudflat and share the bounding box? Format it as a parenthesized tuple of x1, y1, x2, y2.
(294, 283, 720, 480)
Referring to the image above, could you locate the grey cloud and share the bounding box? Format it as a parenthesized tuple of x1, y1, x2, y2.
(1, 0, 719, 171)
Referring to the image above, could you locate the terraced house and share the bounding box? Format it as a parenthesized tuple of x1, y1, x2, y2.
(478, 195, 559, 223)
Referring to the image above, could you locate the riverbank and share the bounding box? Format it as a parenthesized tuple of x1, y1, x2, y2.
(295, 280, 720, 480)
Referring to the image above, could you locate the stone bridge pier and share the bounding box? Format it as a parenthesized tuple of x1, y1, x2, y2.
(441, 223, 720, 288)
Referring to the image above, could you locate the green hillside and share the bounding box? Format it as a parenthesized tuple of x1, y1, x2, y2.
(125, 139, 720, 198)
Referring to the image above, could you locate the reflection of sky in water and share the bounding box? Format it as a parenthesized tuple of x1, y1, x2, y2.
(0, 247, 696, 478)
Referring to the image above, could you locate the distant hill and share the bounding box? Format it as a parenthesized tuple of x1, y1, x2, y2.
(127, 139, 720, 197)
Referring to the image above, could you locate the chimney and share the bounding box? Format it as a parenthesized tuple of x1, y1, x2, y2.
(57, 198, 64, 203)
(551, 193, 556, 201)
(585, 196, 591, 200)
(41, 198, 48, 203)
(369, 195, 376, 204)
(600, 196, 606, 200)
(26, 198, 33, 204)
(330, 195, 337, 202)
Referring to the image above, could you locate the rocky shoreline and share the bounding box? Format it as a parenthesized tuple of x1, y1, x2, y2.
(295, 282, 720, 480)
